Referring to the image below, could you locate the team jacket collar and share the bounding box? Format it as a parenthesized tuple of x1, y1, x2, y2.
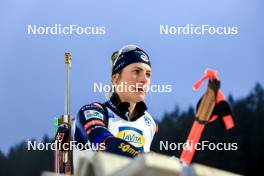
(104, 92, 147, 121)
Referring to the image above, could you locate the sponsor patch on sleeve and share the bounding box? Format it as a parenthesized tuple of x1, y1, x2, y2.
(83, 110, 104, 121)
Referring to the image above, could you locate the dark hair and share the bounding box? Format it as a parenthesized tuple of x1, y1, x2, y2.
(110, 51, 119, 69)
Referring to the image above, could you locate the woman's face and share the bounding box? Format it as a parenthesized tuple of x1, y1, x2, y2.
(112, 62, 151, 103)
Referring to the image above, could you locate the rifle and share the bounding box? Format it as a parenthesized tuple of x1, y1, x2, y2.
(54, 53, 73, 175)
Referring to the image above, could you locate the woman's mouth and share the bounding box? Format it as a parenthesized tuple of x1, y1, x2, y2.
(137, 87, 144, 92)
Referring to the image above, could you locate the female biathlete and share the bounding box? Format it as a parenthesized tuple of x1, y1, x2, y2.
(74, 45, 156, 157)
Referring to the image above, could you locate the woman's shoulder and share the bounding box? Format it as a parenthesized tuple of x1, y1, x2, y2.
(77, 102, 107, 122)
(78, 102, 107, 117)
(79, 102, 105, 111)
(143, 111, 156, 126)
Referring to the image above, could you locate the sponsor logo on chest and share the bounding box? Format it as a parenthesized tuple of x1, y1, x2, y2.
(117, 126, 145, 151)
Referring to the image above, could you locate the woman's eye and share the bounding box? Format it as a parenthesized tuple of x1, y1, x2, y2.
(133, 70, 140, 74)
(146, 72, 151, 78)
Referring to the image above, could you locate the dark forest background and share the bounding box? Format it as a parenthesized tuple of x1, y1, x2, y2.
(0, 83, 263, 176)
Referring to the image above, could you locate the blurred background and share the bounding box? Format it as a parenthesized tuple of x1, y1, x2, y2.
(0, 0, 263, 175)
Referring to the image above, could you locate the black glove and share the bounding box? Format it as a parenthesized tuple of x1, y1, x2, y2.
(208, 79, 221, 92)
(213, 101, 233, 117)
(55, 123, 70, 144)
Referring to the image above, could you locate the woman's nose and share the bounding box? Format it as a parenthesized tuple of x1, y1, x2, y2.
(139, 73, 148, 83)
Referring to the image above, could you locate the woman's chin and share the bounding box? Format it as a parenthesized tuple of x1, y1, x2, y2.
(133, 92, 146, 102)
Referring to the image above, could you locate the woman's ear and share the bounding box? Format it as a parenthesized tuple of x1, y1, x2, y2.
(112, 73, 120, 85)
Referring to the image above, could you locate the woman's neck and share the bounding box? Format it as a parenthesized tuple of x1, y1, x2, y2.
(128, 102, 136, 120)
(114, 92, 137, 120)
